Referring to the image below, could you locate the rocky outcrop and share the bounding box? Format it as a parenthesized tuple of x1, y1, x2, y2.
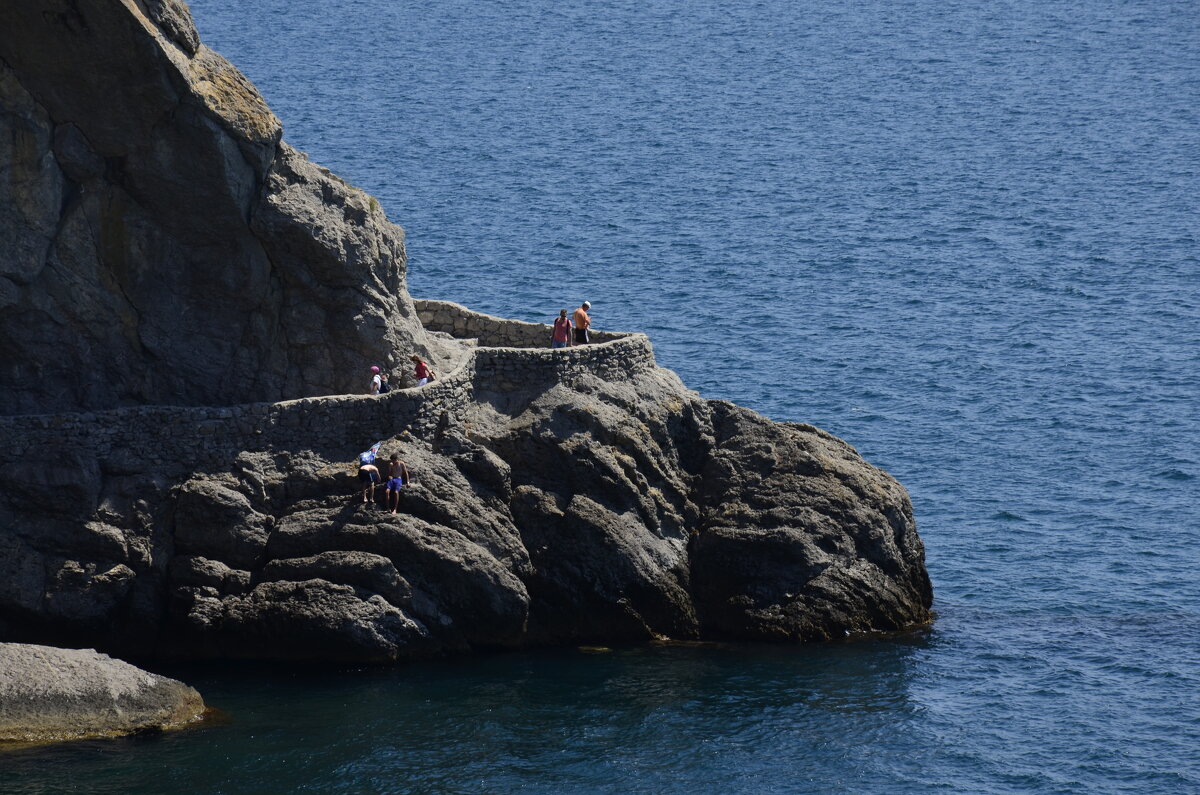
(0, 643, 205, 743)
(0, 0, 438, 415)
(0, 1, 933, 663)
(0, 340, 931, 661)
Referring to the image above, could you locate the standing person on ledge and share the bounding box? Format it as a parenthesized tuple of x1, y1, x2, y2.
(573, 301, 592, 345)
(385, 454, 411, 514)
(369, 365, 382, 395)
(551, 309, 573, 349)
(411, 354, 434, 386)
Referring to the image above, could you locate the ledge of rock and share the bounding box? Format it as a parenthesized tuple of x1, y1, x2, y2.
(0, 643, 205, 744)
(0, 0, 933, 665)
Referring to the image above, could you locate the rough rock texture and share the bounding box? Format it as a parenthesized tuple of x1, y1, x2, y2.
(0, 0, 933, 663)
(0, 643, 205, 743)
(0, 352, 931, 661)
(0, 0, 438, 415)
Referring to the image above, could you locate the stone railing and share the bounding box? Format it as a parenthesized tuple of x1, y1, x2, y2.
(414, 299, 625, 348)
(0, 359, 476, 480)
(0, 303, 658, 477)
(472, 335, 657, 392)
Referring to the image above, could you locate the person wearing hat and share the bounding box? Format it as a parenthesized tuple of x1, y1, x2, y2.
(369, 365, 382, 395)
(573, 301, 592, 345)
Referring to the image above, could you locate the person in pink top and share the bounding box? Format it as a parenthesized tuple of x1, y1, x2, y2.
(551, 309, 572, 348)
(410, 354, 434, 386)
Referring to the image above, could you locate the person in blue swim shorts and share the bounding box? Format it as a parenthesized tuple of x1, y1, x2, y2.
(385, 454, 411, 514)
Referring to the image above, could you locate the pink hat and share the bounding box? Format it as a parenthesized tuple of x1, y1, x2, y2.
(370, 365, 380, 373)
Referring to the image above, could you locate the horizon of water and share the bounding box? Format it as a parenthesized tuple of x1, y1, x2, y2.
(4, 0, 1199, 792)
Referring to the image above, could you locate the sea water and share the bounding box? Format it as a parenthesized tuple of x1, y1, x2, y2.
(4, 0, 1198, 791)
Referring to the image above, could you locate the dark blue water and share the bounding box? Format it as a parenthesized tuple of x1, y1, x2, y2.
(6, 0, 1199, 791)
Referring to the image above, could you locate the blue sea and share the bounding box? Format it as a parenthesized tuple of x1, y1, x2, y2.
(5, 0, 1199, 791)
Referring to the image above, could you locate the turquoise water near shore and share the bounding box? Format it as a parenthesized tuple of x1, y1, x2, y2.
(6, 0, 1199, 791)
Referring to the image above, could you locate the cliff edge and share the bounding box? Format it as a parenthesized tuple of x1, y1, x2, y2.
(0, 0, 932, 663)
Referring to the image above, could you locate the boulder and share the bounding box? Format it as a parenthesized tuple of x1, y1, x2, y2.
(0, 643, 204, 743)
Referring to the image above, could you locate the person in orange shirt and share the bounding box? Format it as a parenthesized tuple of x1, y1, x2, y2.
(572, 301, 591, 345)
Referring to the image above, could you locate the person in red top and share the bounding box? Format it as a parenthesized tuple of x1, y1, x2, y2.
(410, 354, 434, 386)
(551, 309, 572, 348)
(572, 301, 591, 345)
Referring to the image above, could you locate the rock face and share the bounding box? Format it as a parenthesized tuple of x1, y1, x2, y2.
(0, 1, 933, 663)
(0, 0, 435, 415)
(0, 643, 205, 743)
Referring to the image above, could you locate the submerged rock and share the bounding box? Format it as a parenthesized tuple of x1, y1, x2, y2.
(0, 643, 205, 744)
(0, 2, 933, 663)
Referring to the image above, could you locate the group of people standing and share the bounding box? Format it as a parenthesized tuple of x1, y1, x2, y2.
(551, 301, 592, 348)
(368, 355, 435, 395)
(354, 302, 591, 509)
(365, 301, 592, 395)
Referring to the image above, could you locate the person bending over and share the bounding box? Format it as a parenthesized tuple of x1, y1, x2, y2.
(357, 461, 380, 504)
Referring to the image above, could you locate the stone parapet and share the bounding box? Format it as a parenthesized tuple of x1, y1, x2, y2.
(414, 299, 626, 348)
(0, 311, 655, 474)
(473, 335, 657, 392)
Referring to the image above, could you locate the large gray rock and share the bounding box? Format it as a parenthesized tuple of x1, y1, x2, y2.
(0, 0, 934, 663)
(0, 643, 205, 743)
(0, 0, 432, 415)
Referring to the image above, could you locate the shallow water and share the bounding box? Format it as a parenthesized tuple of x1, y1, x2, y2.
(5, 0, 1199, 791)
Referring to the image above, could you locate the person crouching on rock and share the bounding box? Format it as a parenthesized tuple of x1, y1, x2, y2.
(357, 460, 380, 504)
(385, 454, 411, 514)
(410, 354, 435, 386)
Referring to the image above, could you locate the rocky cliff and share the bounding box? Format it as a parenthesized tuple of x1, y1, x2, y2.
(0, 0, 932, 663)
(0, 0, 441, 415)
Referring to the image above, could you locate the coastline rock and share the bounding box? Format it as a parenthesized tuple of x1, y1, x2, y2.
(0, 643, 205, 744)
(0, 1, 436, 415)
(0, 1, 933, 663)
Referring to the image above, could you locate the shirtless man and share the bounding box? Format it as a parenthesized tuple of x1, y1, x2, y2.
(384, 454, 411, 514)
(572, 301, 591, 345)
(357, 461, 380, 503)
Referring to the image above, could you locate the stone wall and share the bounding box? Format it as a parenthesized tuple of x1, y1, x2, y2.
(414, 299, 626, 348)
(473, 335, 658, 392)
(0, 364, 473, 480)
(0, 327, 657, 477)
